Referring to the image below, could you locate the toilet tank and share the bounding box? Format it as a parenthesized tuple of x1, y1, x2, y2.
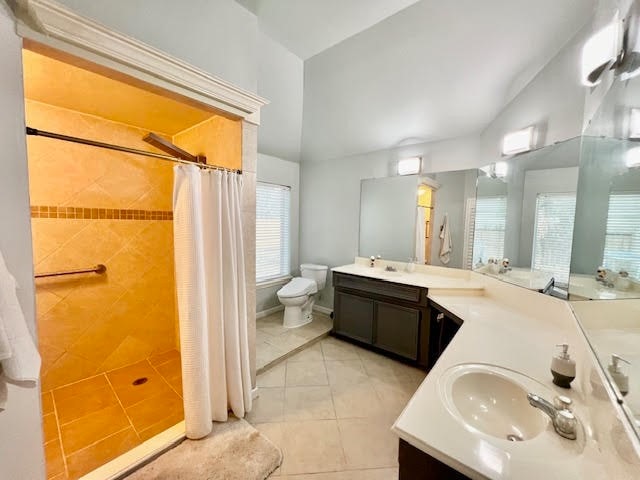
(300, 264, 328, 290)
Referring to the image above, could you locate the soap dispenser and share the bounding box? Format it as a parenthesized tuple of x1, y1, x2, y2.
(608, 354, 630, 396)
(551, 343, 576, 388)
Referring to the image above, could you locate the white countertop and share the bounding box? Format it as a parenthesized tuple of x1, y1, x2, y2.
(391, 288, 640, 479)
(331, 263, 485, 291)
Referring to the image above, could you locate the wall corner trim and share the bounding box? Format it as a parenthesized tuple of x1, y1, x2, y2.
(16, 0, 268, 121)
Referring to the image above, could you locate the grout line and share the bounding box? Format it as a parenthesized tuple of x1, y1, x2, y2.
(104, 373, 140, 441)
(50, 391, 70, 480)
(64, 426, 133, 462)
(148, 357, 183, 399)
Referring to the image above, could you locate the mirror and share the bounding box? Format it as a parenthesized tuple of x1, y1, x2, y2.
(572, 299, 640, 440)
(472, 137, 581, 296)
(571, 84, 640, 300)
(569, 54, 640, 442)
(358, 170, 478, 266)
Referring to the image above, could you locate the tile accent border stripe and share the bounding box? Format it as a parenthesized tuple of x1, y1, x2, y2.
(31, 206, 173, 220)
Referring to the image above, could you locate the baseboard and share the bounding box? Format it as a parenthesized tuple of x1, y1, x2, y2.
(313, 304, 333, 316)
(256, 305, 284, 319)
(251, 387, 259, 400)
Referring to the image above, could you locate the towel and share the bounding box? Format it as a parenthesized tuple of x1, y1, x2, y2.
(415, 207, 426, 264)
(439, 213, 452, 265)
(0, 250, 40, 411)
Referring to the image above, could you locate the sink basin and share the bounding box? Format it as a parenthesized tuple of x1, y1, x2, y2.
(439, 364, 549, 442)
(380, 270, 403, 277)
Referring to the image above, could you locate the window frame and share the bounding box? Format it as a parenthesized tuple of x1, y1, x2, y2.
(255, 181, 292, 284)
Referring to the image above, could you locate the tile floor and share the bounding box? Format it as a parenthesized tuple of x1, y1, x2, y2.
(42, 349, 183, 480)
(249, 336, 427, 479)
(257, 311, 333, 372)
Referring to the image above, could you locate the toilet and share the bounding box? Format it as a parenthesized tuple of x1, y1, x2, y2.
(277, 264, 328, 328)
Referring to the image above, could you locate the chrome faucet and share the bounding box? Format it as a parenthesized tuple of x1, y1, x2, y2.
(527, 393, 577, 440)
(369, 255, 381, 268)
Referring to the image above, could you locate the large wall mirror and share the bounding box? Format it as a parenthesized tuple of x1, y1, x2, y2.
(358, 169, 478, 267)
(569, 63, 640, 441)
(472, 137, 581, 297)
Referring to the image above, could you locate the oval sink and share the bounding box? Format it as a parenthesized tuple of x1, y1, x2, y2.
(439, 364, 549, 442)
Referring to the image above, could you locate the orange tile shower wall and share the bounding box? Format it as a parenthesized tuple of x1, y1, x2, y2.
(26, 100, 179, 391)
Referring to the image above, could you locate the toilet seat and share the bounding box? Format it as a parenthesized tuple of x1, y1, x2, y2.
(277, 277, 317, 298)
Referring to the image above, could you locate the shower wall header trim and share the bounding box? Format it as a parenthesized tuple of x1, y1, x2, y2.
(15, 0, 269, 124)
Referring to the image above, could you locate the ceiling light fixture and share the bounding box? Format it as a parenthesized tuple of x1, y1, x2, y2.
(502, 127, 535, 155)
(398, 157, 421, 175)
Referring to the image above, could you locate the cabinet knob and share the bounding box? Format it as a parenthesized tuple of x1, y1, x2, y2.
(436, 313, 444, 322)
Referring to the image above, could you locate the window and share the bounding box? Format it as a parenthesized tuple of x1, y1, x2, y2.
(472, 196, 507, 264)
(603, 192, 640, 279)
(532, 193, 576, 285)
(256, 182, 291, 283)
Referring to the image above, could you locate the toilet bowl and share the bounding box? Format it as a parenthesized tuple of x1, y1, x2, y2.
(277, 264, 328, 328)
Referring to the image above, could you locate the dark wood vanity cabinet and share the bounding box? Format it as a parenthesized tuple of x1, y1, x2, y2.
(332, 272, 430, 366)
(428, 302, 463, 367)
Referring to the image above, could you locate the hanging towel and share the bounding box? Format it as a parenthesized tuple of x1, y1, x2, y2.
(0, 250, 41, 411)
(415, 207, 426, 264)
(439, 213, 452, 265)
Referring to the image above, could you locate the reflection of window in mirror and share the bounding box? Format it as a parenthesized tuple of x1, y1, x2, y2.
(603, 192, 640, 279)
(472, 196, 507, 265)
(532, 193, 576, 285)
(417, 184, 435, 264)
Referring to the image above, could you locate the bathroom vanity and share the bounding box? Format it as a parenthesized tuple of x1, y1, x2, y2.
(331, 259, 640, 479)
(331, 263, 475, 369)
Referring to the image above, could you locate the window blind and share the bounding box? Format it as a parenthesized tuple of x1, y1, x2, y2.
(256, 182, 291, 283)
(603, 192, 640, 279)
(532, 193, 576, 285)
(473, 196, 507, 264)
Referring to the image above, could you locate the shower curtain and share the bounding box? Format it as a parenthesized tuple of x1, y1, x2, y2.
(415, 206, 426, 264)
(173, 164, 252, 439)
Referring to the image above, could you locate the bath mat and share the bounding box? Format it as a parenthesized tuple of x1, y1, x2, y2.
(126, 417, 282, 480)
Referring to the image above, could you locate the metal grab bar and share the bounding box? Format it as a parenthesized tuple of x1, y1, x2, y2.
(35, 264, 107, 279)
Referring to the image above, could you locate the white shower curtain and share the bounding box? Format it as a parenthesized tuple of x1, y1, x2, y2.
(415, 206, 426, 264)
(173, 164, 252, 439)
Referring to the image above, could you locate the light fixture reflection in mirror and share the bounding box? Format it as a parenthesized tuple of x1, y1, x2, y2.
(624, 146, 640, 168)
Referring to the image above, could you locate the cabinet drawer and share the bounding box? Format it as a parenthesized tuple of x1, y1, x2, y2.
(334, 272, 422, 303)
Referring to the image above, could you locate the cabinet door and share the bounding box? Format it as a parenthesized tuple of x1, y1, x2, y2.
(374, 301, 420, 360)
(334, 292, 374, 343)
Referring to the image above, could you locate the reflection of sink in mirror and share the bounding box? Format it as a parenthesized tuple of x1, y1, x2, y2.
(474, 266, 554, 291)
(439, 364, 549, 442)
(583, 328, 640, 418)
(569, 274, 640, 300)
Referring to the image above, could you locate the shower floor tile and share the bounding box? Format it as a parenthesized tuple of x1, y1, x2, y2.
(256, 311, 333, 373)
(42, 349, 183, 479)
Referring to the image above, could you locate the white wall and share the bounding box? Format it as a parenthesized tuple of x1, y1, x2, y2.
(56, 0, 259, 92)
(256, 153, 300, 313)
(0, 3, 45, 478)
(478, 23, 589, 165)
(257, 30, 303, 162)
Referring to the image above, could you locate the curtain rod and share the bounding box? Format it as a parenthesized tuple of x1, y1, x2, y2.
(25, 127, 242, 174)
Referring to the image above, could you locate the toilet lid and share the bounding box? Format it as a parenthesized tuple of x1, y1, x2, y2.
(277, 277, 317, 298)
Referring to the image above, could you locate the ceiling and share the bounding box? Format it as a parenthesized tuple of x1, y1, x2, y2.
(236, 0, 421, 59)
(22, 50, 215, 136)
(301, 0, 597, 161)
